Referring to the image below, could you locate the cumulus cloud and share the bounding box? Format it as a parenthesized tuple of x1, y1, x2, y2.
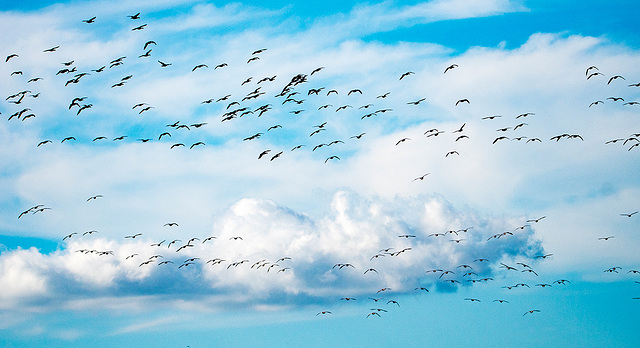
(0, 191, 543, 311)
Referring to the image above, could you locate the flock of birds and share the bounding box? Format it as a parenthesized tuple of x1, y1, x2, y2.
(4, 11, 640, 320)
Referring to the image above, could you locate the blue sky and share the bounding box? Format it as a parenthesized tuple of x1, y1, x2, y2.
(1, 0, 640, 346)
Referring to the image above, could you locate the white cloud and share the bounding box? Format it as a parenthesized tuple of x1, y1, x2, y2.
(0, 191, 544, 313)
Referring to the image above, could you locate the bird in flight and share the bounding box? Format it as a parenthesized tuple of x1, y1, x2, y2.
(396, 138, 411, 145)
(413, 173, 430, 181)
(399, 71, 414, 80)
(608, 75, 625, 84)
(325, 156, 340, 163)
(87, 195, 103, 201)
(82, 16, 96, 23)
(444, 64, 458, 73)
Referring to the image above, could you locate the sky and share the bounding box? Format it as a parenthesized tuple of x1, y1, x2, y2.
(1, 0, 639, 346)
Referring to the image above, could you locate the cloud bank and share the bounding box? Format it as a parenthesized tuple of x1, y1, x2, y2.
(0, 191, 542, 311)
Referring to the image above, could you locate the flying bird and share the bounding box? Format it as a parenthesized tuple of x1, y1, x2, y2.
(396, 138, 411, 145)
(325, 156, 340, 163)
(407, 98, 426, 105)
(608, 75, 625, 84)
(444, 64, 458, 73)
(399, 71, 414, 80)
(87, 195, 103, 201)
(413, 173, 430, 181)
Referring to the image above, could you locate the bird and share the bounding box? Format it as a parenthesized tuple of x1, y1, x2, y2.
(413, 173, 430, 181)
(128, 12, 141, 19)
(493, 136, 509, 144)
(523, 310, 541, 316)
(43, 45, 60, 52)
(455, 99, 470, 105)
(258, 150, 271, 159)
(125, 233, 142, 239)
(87, 195, 103, 201)
(396, 138, 411, 145)
(598, 236, 615, 241)
(527, 216, 546, 223)
(407, 98, 426, 105)
(61, 137, 76, 143)
(63, 233, 77, 240)
(399, 71, 414, 80)
(143, 41, 156, 50)
(620, 211, 637, 217)
(132, 24, 147, 31)
(270, 152, 283, 161)
(158, 60, 172, 67)
(608, 75, 625, 84)
(585, 66, 598, 76)
(444, 64, 458, 73)
(452, 123, 466, 133)
(325, 156, 340, 163)
(37, 140, 52, 147)
(82, 16, 96, 23)
(5, 54, 18, 62)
